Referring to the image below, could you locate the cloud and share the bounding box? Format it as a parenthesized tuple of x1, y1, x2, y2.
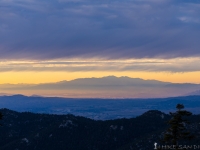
(0, 0, 200, 60)
(0, 57, 200, 73)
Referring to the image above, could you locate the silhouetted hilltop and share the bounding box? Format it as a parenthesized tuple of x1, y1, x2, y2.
(0, 109, 199, 150)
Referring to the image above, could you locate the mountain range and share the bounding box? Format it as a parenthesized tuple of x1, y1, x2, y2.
(0, 76, 200, 98)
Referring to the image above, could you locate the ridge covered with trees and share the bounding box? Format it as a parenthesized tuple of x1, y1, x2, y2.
(0, 107, 199, 150)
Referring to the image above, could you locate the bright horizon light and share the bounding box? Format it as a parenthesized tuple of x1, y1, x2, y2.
(0, 57, 200, 84)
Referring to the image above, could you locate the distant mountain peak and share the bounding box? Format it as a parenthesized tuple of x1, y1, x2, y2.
(11, 94, 26, 97)
(103, 75, 118, 78)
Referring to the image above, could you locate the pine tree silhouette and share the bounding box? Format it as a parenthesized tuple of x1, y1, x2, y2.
(161, 104, 194, 150)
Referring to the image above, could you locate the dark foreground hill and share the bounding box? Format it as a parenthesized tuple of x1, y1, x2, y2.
(0, 109, 200, 150)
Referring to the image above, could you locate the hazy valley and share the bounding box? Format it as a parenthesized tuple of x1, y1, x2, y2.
(1, 95, 200, 120)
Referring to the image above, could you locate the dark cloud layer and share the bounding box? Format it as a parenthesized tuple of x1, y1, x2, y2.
(0, 0, 200, 60)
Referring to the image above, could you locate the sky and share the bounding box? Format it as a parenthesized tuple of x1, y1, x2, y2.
(1, 0, 200, 86)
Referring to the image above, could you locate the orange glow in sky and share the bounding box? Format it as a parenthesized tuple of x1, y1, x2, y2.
(0, 57, 200, 84)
